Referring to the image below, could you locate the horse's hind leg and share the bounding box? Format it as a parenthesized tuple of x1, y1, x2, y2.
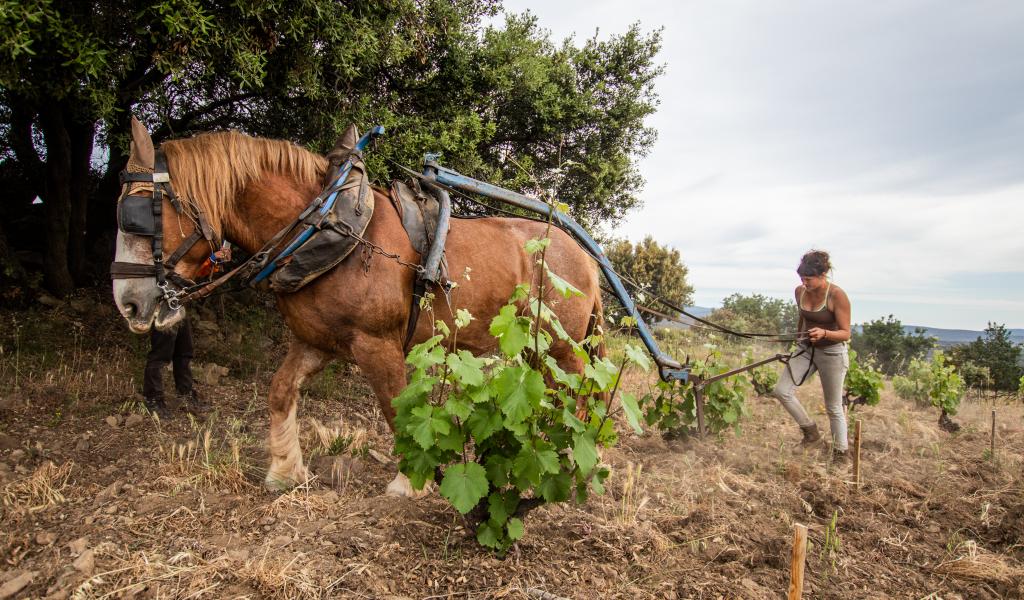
(265, 339, 331, 491)
(350, 333, 425, 497)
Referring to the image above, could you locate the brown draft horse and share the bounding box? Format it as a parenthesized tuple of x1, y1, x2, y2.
(112, 121, 604, 495)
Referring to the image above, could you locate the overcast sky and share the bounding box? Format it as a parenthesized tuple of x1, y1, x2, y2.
(500, 0, 1024, 330)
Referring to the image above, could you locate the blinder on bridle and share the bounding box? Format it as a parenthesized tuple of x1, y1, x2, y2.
(110, 149, 218, 310)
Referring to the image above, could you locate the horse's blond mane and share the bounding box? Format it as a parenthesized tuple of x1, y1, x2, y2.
(162, 131, 326, 237)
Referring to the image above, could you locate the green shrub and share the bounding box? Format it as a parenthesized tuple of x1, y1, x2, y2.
(892, 352, 965, 415)
(640, 349, 751, 436)
(748, 362, 779, 396)
(843, 350, 883, 407)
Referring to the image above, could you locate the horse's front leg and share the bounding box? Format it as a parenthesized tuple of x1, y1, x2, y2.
(265, 339, 331, 491)
(350, 333, 426, 498)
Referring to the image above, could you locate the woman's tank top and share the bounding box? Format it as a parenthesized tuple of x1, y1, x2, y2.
(800, 283, 840, 347)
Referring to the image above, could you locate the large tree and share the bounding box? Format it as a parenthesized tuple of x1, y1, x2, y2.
(709, 293, 799, 337)
(0, 0, 663, 297)
(851, 315, 934, 375)
(605, 236, 692, 326)
(949, 323, 1023, 392)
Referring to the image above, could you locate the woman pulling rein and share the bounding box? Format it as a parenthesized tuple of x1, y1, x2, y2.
(772, 250, 852, 462)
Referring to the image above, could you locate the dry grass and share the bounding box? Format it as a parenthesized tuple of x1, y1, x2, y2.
(308, 416, 369, 458)
(156, 428, 254, 493)
(935, 540, 1024, 586)
(2, 460, 73, 517)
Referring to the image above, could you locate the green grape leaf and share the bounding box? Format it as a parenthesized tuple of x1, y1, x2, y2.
(406, 335, 445, 369)
(572, 431, 599, 475)
(538, 471, 572, 502)
(489, 305, 530, 357)
(512, 446, 543, 487)
(591, 466, 610, 495)
(409, 405, 450, 450)
(507, 518, 525, 541)
(485, 453, 513, 487)
(436, 425, 465, 452)
(439, 462, 489, 514)
(444, 395, 473, 421)
(624, 344, 651, 372)
(620, 392, 644, 434)
(454, 308, 474, 329)
(545, 355, 581, 389)
(584, 357, 618, 391)
(447, 351, 485, 387)
(434, 319, 451, 338)
(487, 491, 519, 525)
(495, 366, 544, 424)
(544, 267, 584, 298)
(524, 237, 551, 254)
(467, 404, 503, 442)
(476, 519, 501, 549)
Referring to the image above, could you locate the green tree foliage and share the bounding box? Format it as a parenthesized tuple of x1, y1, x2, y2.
(604, 236, 693, 326)
(0, 1, 663, 295)
(892, 352, 965, 415)
(850, 315, 934, 375)
(709, 293, 798, 336)
(948, 323, 1023, 392)
(392, 237, 649, 552)
(843, 350, 882, 407)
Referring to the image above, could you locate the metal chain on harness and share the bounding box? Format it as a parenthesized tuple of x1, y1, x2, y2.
(326, 221, 426, 275)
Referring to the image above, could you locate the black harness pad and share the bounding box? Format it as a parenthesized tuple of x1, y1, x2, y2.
(268, 140, 373, 294)
(389, 179, 444, 256)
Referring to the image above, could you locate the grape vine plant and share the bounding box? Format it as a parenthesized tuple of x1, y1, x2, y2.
(391, 237, 649, 552)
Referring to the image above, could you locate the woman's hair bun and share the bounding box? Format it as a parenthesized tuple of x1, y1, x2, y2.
(797, 249, 831, 277)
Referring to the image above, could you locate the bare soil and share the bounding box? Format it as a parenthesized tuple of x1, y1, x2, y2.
(2, 291, 1023, 599)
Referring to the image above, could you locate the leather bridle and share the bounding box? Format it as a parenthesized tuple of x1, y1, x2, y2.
(110, 149, 218, 310)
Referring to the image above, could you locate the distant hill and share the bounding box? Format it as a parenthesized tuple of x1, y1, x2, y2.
(901, 326, 1024, 348)
(653, 306, 712, 329)
(657, 312, 1023, 347)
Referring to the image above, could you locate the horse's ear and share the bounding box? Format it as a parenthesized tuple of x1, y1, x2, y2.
(129, 116, 155, 170)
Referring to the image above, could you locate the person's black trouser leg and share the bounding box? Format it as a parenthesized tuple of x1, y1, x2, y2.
(172, 318, 195, 396)
(144, 327, 178, 400)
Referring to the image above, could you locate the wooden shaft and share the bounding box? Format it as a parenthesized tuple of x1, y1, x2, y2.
(788, 523, 808, 599)
(853, 419, 862, 487)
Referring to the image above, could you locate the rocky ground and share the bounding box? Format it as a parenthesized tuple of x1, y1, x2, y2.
(1, 290, 1023, 599)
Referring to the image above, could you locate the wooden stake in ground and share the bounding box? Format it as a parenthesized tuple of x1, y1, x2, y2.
(990, 409, 996, 458)
(788, 523, 808, 599)
(853, 419, 862, 488)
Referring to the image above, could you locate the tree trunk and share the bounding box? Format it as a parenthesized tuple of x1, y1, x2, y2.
(38, 102, 75, 297)
(67, 115, 95, 283)
(0, 219, 26, 280)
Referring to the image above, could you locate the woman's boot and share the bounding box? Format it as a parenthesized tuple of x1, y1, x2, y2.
(800, 423, 822, 445)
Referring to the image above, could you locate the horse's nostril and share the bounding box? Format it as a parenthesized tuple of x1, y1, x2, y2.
(124, 303, 138, 318)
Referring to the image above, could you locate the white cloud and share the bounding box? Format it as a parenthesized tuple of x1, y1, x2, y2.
(500, 0, 1024, 329)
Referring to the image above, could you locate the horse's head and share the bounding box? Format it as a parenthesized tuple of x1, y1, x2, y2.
(111, 118, 218, 333)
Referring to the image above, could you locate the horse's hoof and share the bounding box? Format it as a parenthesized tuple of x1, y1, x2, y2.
(385, 473, 431, 498)
(264, 466, 310, 492)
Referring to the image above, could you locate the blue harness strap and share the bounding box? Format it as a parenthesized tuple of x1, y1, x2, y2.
(250, 125, 385, 285)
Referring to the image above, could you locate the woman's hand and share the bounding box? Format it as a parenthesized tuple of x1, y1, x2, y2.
(808, 327, 828, 343)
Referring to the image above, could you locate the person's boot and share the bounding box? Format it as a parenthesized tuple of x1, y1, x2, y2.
(177, 388, 203, 412)
(831, 448, 849, 464)
(143, 395, 171, 419)
(800, 423, 822, 445)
